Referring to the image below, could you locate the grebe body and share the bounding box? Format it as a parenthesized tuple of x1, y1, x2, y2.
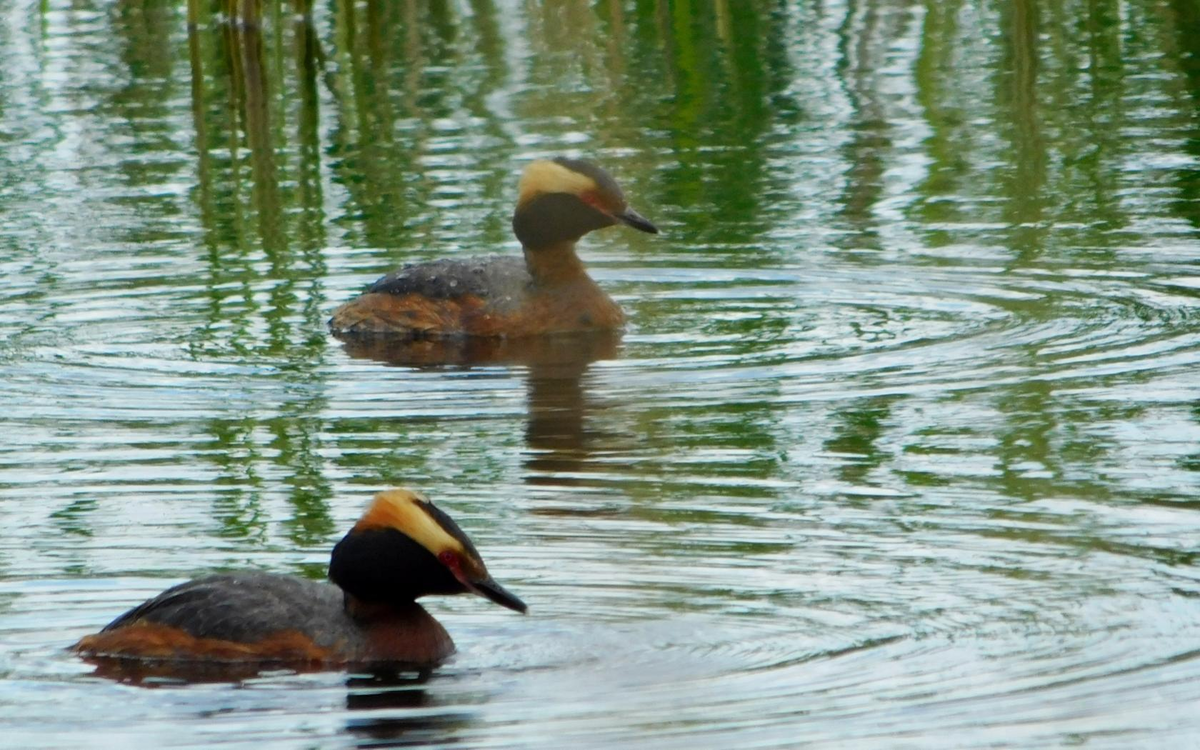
(330, 158, 658, 338)
(74, 489, 525, 669)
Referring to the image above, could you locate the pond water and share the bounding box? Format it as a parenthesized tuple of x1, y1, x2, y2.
(2, 0, 1200, 747)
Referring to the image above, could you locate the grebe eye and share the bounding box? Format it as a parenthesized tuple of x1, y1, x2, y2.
(438, 551, 456, 565)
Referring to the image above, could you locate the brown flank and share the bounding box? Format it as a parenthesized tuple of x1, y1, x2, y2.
(329, 280, 622, 338)
(74, 622, 337, 664)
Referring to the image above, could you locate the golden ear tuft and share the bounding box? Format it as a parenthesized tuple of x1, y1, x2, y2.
(517, 160, 598, 207)
(354, 489, 466, 557)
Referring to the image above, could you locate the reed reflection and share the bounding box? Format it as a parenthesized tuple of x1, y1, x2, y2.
(824, 397, 895, 490)
(998, 0, 1047, 261)
(107, 0, 185, 245)
(187, 5, 336, 544)
(910, 0, 968, 243)
(1168, 0, 1200, 229)
(832, 1, 912, 252)
(632, 0, 797, 260)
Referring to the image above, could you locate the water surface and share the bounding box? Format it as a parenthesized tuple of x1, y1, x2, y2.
(2, 0, 1200, 747)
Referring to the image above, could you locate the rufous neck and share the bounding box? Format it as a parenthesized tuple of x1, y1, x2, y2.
(523, 242, 590, 285)
(344, 595, 455, 663)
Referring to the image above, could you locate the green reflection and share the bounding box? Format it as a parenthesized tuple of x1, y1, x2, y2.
(824, 397, 895, 487)
(182, 4, 335, 543)
(1168, 0, 1200, 230)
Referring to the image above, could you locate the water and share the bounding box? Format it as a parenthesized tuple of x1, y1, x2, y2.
(2, 0, 1200, 746)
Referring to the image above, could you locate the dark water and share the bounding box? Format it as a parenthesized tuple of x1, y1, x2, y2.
(3, 0, 1200, 746)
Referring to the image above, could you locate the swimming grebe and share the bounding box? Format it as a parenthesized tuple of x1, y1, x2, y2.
(74, 489, 526, 668)
(329, 157, 659, 338)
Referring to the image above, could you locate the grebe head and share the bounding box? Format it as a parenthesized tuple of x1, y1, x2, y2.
(512, 157, 658, 249)
(329, 489, 526, 614)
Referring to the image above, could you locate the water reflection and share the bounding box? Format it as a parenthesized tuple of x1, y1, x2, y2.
(78, 654, 302, 684)
(833, 0, 899, 249)
(998, 0, 1047, 259)
(344, 671, 470, 748)
(1170, 0, 1200, 228)
(185, 7, 335, 545)
(76, 655, 457, 748)
(336, 331, 620, 486)
(5, 0, 1200, 747)
(823, 396, 895, 490)
(522, 354, 608, 485)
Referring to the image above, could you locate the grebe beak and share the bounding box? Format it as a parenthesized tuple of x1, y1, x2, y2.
(466, 575, 528, 614)
(617, 206, 659, 234)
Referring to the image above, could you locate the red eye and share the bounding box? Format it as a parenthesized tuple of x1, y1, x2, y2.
(438, 551, 456, 566)
(581, 191, 607, 212)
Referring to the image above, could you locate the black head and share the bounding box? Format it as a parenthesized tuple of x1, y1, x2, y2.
(329, 489, 527, 614)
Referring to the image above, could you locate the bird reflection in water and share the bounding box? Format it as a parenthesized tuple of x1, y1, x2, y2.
(80, 662, 465, 747)
(77, 656, 305, 685)
(343, 670, 471, 748)
(335, 331, 620, 487)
